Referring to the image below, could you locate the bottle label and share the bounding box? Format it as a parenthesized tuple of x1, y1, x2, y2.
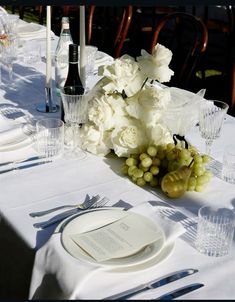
(62, 23, 69, 30)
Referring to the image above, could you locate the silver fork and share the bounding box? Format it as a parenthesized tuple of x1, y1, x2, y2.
(0, 106, 26, 120)
(33, 196, 109, 229)
(30, 194, 100, 217)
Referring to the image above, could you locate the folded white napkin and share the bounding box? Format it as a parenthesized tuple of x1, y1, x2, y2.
(29, 202, 185, 299)
(163, 87, 206, 136)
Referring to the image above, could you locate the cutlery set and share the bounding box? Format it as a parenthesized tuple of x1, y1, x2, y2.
(105, 268, 203, 300)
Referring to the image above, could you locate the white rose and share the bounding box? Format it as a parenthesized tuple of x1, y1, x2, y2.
(87, 93, 127, 131)
(99, 55, 145, 97)
(80, 123, 110, 156)
(137, 43, 174, 82)
(147, 123, 173, 146)
(111, 121, 147, 157)
(88, 95, 114, 131)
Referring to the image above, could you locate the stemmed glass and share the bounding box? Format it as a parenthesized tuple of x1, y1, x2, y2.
(199, 99, 229, 155)
(60, 85, 88, 159)
(1, 33, 19, 83)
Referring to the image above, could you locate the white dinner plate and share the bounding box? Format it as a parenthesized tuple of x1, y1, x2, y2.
(18, 23, 45, 36)
(61, 208, 166, 268)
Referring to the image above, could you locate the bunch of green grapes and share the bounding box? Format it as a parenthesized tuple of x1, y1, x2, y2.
(121, 143, 213, 194)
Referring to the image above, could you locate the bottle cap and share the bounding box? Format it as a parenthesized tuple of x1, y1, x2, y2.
(62, 17, 69, 23)
(69, 44, 78, 62)
(62, 17, 70, 29)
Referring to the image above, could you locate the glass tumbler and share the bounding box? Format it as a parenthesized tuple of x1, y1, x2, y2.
(36, 118, 64, 158)
(60, 86, 88, 159)
(222, 144, 235, 184)
(195, 205, 235, 257)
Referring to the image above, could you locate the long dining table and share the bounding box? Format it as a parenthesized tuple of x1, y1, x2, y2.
(0, 18, 235, 300)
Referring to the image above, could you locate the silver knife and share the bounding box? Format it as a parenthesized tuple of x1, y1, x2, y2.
(154, 283, 204, 300)
(0, 160, 52, 174)
(0, 156, 44, 167)
(104, 268, 198, 300)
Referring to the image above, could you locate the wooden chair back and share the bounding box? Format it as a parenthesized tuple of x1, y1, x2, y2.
(150, 12, 208, 90)
(113, 6, 133, 58)
(87, 6, 133, 58)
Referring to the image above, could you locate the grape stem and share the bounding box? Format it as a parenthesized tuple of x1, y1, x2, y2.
(173, 134, 189, 149)
(140, 77, 148, 90)
(188, 158, 194, 168)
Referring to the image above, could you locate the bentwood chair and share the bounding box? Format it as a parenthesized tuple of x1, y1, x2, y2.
(196, 6, 235, 115)
(87, 6, 133, 58)
(150, 12, 208, 91)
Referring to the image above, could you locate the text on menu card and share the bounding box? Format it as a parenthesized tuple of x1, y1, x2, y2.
(70, 213, 164, 262)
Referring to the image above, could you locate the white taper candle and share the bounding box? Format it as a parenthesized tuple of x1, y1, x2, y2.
(79, 5, 86, 87)
(46, 6, 51, 88)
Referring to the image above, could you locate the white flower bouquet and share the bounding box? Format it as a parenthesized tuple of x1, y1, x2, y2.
(80, 43, 203, 158)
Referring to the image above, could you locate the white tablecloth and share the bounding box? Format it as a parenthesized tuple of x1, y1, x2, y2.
(0, 17, 235, 300)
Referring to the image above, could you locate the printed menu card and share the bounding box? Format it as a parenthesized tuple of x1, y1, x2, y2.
(70, 213, 164, 262)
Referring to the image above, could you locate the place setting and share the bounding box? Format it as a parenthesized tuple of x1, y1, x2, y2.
(29, 198, 190, 299)
(59, 202, 184, 268)
(30, 187, 235, 300)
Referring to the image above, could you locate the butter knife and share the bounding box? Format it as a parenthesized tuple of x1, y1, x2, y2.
(0, 160, 52, 174)
(154, 283, 204, 300)
(104, 268, 198, 300)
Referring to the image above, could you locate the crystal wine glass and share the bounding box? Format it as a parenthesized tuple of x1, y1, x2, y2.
(199, 99, 229, 155)
(1, 33, 19, 83)
(60, 85, 88, 159)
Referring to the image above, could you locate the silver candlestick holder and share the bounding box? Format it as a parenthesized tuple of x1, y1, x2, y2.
(36, 86, 59, 113)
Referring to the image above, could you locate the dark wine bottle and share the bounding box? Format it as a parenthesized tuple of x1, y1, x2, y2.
(61, 43, 84, 121)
